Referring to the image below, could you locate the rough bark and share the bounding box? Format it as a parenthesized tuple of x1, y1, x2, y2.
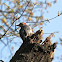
(10, 30, 57, 62)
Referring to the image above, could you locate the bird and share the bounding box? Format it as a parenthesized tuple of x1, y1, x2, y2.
(17, 22, 33, 41)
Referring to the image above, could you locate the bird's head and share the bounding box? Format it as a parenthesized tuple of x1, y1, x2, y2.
(16, 22, 26, 27)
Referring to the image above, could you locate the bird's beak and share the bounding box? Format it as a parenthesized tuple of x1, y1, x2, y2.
(16, 23, 22, 27)
(16, 24, 20, 26)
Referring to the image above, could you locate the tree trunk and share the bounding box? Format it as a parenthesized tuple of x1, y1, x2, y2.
(10, 30, 57, 62)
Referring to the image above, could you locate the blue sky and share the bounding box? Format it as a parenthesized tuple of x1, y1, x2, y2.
(43, 0, 62, 62)
(0, 0, 62, 62)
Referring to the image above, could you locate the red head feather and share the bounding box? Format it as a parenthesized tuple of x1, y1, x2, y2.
(23, 22, 26, 25)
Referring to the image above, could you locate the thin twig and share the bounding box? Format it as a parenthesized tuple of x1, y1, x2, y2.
(26, 13, 62, 23)
(0, 39, 7, 46)
(0, 1, 31, 39)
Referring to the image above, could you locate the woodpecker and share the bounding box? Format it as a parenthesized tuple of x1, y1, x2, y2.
(17, 22, 33, 41)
